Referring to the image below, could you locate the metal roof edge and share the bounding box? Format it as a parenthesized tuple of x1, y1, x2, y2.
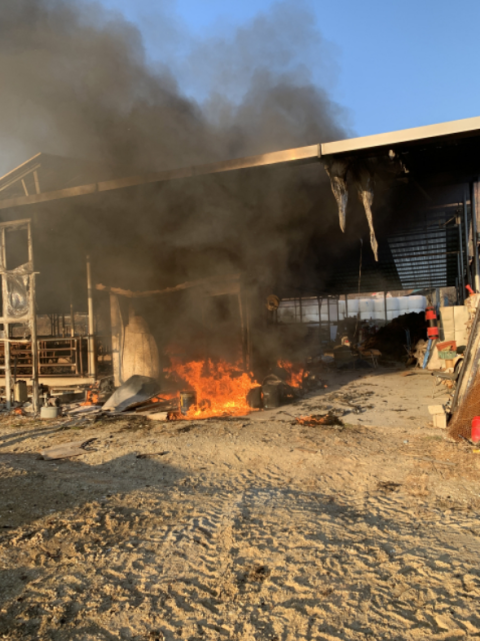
(321, 115, 480, 156)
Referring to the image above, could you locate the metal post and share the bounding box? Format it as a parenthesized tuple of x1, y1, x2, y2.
(458, 214, 466, 299)
(464, 186, 471, 289)
(27, 222, 40, 413)
(109, 293, 122, 386)
(237, 291, 249, 372)
(1, 229, 11, 409)
(245, 292, 251, 372)
(471, 181, 480, 292)
(299, 296, 303, 324)
(327, 295, 331, 340)
(345, 294, 349, 319)
(86, 255, 96, 378)
(384, 291, 387, 324)
(70, 302, 75, 337)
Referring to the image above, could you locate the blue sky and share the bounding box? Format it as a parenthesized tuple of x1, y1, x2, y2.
(98, 0, 480, 138)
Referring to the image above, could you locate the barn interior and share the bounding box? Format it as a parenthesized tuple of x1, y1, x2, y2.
(0, 116, 479, 417)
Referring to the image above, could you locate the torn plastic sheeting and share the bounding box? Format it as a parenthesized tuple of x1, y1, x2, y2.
(323, 157, 379, 262)
(323, 157, 349, 233)
(102, 375, 161, 413)
(355, 164, 379, 262)
(4, 264, 31, 318)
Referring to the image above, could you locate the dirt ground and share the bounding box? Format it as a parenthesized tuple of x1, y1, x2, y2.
(1, 366, 480, 640)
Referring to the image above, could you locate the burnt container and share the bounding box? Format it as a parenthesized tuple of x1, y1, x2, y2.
(247, 386, 263, 409)
(179, 390, 197, 415)
(262, 382, 282, 409)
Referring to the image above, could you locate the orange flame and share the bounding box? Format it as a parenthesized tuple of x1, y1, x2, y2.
(165, 358, 258, 419)
(277, 360, 304, 388)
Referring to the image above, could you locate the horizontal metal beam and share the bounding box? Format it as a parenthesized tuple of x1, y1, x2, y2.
(0, 145, 321, 211)
(321, 115, 480, 156)
(0, 376, 95, 386)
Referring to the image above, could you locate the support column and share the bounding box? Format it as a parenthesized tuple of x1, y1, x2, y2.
(1, 229, 10, 409)
(458, 214, 466, 299)
(471, 181, 480, 293)
(327, 295, 331, 341)
(86, 255, 96, 378)
(245, 292, 251, 372)
(27, 223, 40, 413)
(464, 187, 471, 289)
(109, 293, 122, 387)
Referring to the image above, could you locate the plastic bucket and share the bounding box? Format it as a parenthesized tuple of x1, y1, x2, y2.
(40, 406, 59, 419)
(472, 416, 480, 442)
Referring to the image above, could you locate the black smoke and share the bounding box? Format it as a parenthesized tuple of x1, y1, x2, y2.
(0, 0, 377, 319)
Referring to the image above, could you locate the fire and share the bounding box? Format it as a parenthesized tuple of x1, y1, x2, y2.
(165, 358, 258, 419)
(277, 360, 304, 388)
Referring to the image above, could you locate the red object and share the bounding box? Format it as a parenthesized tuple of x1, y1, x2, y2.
(466, 285, 475, 296)
(472, 417, 480, 442)
(425, 306, 439, 339)
(436, 340, 456, 352)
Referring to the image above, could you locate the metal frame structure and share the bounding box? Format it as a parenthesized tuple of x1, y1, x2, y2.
(0, 219, 39, 411)
(4, 337, 88, 378)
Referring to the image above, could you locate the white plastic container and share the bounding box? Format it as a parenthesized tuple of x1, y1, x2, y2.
(359, 298, 374, 320)
(373, 298, 386, 321)
(319, 300, 328, 322)
(398, 297, 410, 316)
(301, 299, 319, 323)
(345, 299, 359, 318)
(386, 297, 399, 321)
(328, 300, 339, 322)
(408, 295, 427, 314)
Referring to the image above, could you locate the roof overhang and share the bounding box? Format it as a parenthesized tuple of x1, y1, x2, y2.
(320, 115, 480, 157)
(0, 115, 480, 211)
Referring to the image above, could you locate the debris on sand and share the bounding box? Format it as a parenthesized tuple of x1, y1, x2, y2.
(377, 481, 402, 492)
(40, 438, 97, 460)
(295, 413, 344, 427)
(103, 375, 161, 413)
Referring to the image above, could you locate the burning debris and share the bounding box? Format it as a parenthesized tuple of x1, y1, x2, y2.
(295, 413, 344, 427)
(277, 360, 305, 388)
(164, 359, 257, 419)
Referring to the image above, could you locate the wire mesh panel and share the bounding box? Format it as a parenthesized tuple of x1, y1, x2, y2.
(388, 208, 460, 290)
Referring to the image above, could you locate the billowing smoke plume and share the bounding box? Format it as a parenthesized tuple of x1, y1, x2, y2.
(0, 0, 373, 312)
(0, 0, 345, 171)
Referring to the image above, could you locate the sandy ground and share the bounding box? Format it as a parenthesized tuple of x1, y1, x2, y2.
(1, 367, 480, 640)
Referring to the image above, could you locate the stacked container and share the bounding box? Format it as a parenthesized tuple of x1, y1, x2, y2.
(408, 295, 427, 314)
(373, 298, 386, 321)
(345, 298, 359, 318)
(386, 297, 399, 321)
(359, 299, 374, 320)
